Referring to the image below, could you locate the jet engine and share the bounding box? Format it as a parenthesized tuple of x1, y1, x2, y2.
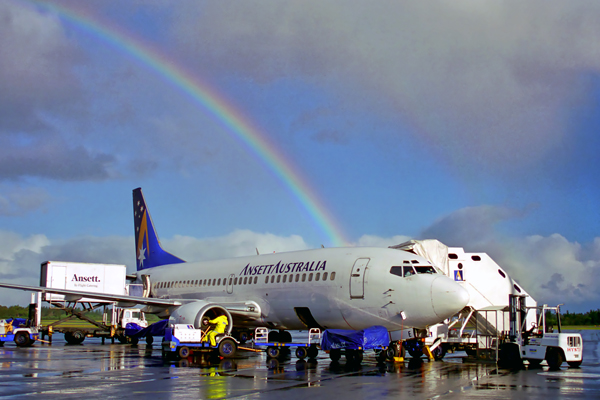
(169, 301, 233, 334)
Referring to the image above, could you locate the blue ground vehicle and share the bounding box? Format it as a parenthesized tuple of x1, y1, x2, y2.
(161, 324, 238, 359)
(321, 325, 390, 363)
(0, 318, 39, 347)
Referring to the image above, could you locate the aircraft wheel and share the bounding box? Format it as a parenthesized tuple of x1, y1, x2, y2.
(376, 350, 387, 363)
(218, 338, 237, 358)
(178, 346, 190, 358)
(266, 346, 280, 358)
(146, 335, 154, 345)
(14, 332, 32, 347)
(295, 347, 308, 360)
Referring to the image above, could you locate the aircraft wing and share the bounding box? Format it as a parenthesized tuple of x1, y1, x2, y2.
(0, 283, 182, 307)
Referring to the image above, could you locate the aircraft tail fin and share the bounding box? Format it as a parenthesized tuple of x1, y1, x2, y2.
(133, 188, 185, 270)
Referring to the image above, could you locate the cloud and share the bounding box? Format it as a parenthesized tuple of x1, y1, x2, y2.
(0, 136, 117, 181)
(169, 1, 600, 175)
(0, 228, 309, 306)
(355, 234, 411, 248)
(415, 205, 600, 311)
(0, 186, 52, 216)
(164, 229, 310, 262)
(0, 2, 83, 132)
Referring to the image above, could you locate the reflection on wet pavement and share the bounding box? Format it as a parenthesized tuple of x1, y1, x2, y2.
(0, 330, 597, 399)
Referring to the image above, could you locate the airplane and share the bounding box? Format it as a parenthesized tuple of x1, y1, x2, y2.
(0, 188, 469, 348)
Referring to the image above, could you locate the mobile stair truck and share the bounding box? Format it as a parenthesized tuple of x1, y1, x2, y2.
(497, 294, 583, 370)
(390, 240, 538, 360)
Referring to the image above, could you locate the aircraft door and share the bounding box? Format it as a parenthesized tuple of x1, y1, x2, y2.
(141, 274, 151, 297)
(226, 274, 235, 294)
(350, 258, 369, 299)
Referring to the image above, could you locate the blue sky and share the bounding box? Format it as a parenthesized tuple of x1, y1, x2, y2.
(1, 0, 599, 312)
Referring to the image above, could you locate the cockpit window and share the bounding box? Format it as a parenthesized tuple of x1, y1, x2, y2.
(390, 266, 416, 277)
(414, 266, 437, 274)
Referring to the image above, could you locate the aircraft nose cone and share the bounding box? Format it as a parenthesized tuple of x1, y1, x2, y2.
(431, 276, 470, 319)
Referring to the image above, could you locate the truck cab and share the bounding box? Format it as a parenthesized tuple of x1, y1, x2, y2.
(117, 308, 148, 329)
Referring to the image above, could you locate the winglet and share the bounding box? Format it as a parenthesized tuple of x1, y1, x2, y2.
(133, 188, 185, 270)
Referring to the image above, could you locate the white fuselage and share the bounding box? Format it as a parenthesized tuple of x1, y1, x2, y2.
(138, 247, 469, 331)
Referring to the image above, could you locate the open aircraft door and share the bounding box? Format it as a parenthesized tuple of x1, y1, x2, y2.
(350, 258, 369, 299)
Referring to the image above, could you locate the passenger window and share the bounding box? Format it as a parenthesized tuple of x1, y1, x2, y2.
(254, 276, 258, 284)
(271, 276, 275, 283)
(322, 272, 328, 281)
(315, 273, 320, 281)
(265, 276, 269, 284)
(308, 273, 313, 281)
(244, 277, 248, 284)
(283, 275, 287, 283)
(277, 275, 281, 283)
(234, 277, 238, 285)
(414, 266, 436, 274)
(217, 278, 221, 286)
(296, 274, 300, 282)
(302, 273, 306, 282)
(228, 277, 233, 285)
(330, 272, 336, 280)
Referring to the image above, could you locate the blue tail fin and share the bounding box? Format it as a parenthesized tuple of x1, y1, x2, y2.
(133, 188, 185, 270)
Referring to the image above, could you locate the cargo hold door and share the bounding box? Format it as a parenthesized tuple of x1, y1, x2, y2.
(350, 258, 369, 299)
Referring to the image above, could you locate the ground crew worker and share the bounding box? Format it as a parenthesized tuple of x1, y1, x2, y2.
(202, 315, 229, 346)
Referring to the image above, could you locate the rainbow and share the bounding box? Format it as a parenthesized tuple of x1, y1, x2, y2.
(25, 0, 348, 246)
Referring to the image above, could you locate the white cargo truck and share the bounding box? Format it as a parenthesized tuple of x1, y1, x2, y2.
(40, 261, 127, 303)
(39, 261, 148, 345)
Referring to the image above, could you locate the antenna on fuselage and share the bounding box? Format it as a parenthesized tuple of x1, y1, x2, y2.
(256, 248, 260, 255)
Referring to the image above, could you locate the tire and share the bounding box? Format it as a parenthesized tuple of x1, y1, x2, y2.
(116, 334, 128, 344)
(146, 335, 154, 345)
(129, 337, 139, 345)
(376, 350, 387, 363)
(268, 331, 281, 342)
(546, 348, 564, 370)
(568, 361, 582, 368)
(499, 343, 523, 369)
(218, 338, 237, 358)
(14, 331, 31, 347)
(354, 350, 363, 364)
(266, 346, 280, 358)
(329, 349, 341, 362)
(307, 345, 319, 359)
(65, 331, 85, 345)
(432, 345, 447, 361)
(178, 346, 190, 358)
(295, 347, 308, 360)
(238, 331, 249, 344)
(405, 340, 423, 359)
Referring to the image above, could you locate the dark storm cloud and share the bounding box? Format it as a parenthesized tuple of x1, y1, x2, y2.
(0, 137, 116, 181)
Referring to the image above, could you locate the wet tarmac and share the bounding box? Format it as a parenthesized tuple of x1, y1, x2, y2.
(0, 330, 598, 399)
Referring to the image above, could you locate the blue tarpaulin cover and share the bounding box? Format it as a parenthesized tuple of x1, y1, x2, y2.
(125, 319, 169, 338)
(321, 325, 389, 350)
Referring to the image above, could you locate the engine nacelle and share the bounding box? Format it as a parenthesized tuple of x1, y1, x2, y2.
(169, 301, 233, 334)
